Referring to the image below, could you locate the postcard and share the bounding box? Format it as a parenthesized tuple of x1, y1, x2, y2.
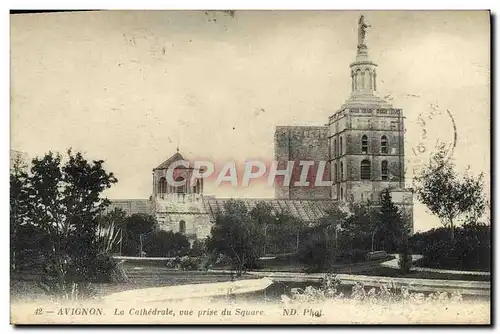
(10, 10, 491, 325)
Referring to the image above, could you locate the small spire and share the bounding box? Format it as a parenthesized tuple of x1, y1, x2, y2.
(176, 145, 179, 153)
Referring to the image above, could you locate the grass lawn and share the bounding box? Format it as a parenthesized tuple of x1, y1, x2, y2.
(249, 255, 396, 274)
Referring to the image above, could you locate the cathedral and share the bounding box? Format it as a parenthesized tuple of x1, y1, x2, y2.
(275, 15, 412, 206)
(108, 16, 414, 242)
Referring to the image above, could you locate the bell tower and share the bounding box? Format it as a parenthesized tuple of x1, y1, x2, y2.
(328, 15, 408, 204)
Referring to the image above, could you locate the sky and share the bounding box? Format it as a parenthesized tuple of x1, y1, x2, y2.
(10, 10, 490, 232)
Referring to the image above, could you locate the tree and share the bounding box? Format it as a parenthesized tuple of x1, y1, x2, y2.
(298, 205, 349, 271)
(249, 202, 306, 255)
(143, 231, 190, 257)
(189, 239, 207, 257)
(126, 213, 157, 236)
(270, 212, 305, 254)
(398, 236, 412, 274)
(10, 157, 32, 271)
(249, 202, 275, 254)
(298, 226, 334, 272)
(376, 189, 404, 252)
(398, 209, 414, 273)
(339, 202, 377, 252)
(318, 206, 349, 259)
(372, 189, 413, 273)
(125, 213, 157, 256)
(103, 208, 128, 229)
(100, 208, 128, 255)
(206, 200, 265, 276)
(15, 150, 118, 298)
(414, 144, 486, 240)
(249, 201, 274, 226)
(317, 206, 349, 246)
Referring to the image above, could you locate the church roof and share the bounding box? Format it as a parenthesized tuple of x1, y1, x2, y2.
(106, 199, 153, 216)
(106, 197, 340, 224)
(203, 198, 339, 223)
(154, 152, 185, 170)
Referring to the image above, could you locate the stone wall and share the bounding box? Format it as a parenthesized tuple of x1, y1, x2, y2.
(154, 193, 205, 213)
(347, 180, 402, 202)
(345, 131, 402, 155)
(345, 155, 403, 182)
(156, 212, 212, 240)
(154, 193, 211, 240)
(274, 126, 331, 199)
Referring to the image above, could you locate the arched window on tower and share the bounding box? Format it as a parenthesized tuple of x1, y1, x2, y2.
(340, 161, 344, 180)
(365, 69, 371, 90)
(334, 163, 338, 183)
(360, 160, 371, 180)
(357, 69, 363, 90)
(159, 177, 167, 194)
(361, 135, 368, 154)
(381, 160, 389, 180)
(179, 220, 186, 234)
(174, 176, 185, 194)
(334, 139, 337, 156)
(355, 69, 361, 91)
(340, 137, 343, 155)
(381, 135, 388, 154)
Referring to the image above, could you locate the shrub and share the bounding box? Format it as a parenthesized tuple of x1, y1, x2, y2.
(398, 249, 412, 274)
(164, 257, 181, 269)
(189, 239, 207, 257)
(334, 248, 367, 263)
(198, 255, 214, 271)
(351, 249, 367, 263)
(38, 254, 98, 300)
(91, 254, 127, 283)
(121, 236, 140, 256)
(143, 231, 190, 257)
(398, 236, 412, 274)
(179, 256, 202, 271)
(414, 223, 490, 271)
(297, 224, 338, 272)
(298, 238, 334, 273)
